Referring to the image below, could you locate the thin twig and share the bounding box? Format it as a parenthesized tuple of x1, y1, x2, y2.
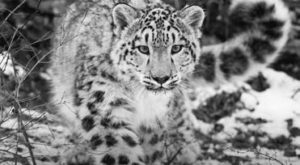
(252, 149, 285, 165)
(0, 90, 37, 165)
(0, 149, 30, 165)
(291, 88, 300, 99)
(10, 95, 37, 165)
(164, 147, 183, 165)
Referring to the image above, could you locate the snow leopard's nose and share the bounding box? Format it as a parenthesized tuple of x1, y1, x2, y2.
(152, 76, 170, 84)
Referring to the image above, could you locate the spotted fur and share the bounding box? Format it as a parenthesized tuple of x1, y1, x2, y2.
(51, 0, 291, 164)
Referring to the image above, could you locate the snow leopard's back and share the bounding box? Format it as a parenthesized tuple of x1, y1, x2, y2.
(50, 0, 116, 126)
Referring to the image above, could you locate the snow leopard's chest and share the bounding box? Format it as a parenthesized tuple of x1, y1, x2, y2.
(131, 91, 174, 129)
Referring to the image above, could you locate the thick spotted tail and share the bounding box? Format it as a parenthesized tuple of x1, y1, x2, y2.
(193, 0, 291, 85)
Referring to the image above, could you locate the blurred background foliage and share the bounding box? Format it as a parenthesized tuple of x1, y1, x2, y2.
(0, 0, 299, 109)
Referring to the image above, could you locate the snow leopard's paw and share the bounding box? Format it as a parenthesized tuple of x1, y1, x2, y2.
(60, 147, 94, 165)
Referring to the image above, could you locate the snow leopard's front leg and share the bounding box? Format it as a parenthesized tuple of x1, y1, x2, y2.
(57, 53, 147, 165)
(85, 108, 145, 165)
(63, 96, 146, 165)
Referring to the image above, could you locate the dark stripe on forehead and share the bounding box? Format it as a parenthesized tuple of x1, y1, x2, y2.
(134, 36, 141, 41)
(141, 26, 155, 33)
(131, 40, 136, 49)
(145, 33, 149, 43)
(180, 36, 188, 43)
(167, 26, 171, 31)
(166, 33, 169, 43)
(163, 32, 167, 43)
(152, 31, 155, 43)
(173, 26, 181, 34)
(141, 27, 148, 33)
(172, 33, 175, 42)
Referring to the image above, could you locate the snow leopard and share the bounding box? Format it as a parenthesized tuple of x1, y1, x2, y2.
(50, 0, 291, 164)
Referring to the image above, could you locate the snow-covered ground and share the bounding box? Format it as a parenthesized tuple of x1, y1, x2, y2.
(217, 69, 300, 139)
(190, 69, 300, 164)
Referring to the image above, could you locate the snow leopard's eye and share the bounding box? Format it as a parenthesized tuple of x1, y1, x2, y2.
(171, 45, 183, 54)
(137, 45, 150, 55)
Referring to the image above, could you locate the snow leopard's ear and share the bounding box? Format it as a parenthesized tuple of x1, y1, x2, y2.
(113, 4, 139, 33)
(178, 6, 205, 29)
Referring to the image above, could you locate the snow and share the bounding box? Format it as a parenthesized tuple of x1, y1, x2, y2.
(1, 118, 19, 129)
(240, 92, 259, 110)
(244, 69, 300, 138)
(196, 69, 300, 145)
(292, 137, 300, 146)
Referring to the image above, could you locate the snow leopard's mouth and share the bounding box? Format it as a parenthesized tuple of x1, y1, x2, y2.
(145, 86, 176, 92)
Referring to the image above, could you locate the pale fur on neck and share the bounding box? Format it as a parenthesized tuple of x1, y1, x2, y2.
(132, 89, 173, 129)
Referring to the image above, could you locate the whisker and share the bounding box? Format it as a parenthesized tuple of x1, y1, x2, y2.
(178, 79, 192, 89)
(174, 86, 184, 95)
(142, 81, 153, 86)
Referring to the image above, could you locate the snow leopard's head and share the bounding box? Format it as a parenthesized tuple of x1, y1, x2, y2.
(112, 3, 205, 92)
